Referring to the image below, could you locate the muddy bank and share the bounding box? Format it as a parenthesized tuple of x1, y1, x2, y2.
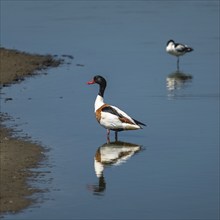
(0, 120, 44, 214)
(0, 47, 63, 214)
(0, 47, 62, 86)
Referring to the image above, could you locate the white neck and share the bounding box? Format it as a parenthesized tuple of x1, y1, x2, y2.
(94, 95, 104, 112)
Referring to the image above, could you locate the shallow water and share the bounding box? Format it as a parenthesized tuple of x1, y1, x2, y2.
(1, 1, 219, 219)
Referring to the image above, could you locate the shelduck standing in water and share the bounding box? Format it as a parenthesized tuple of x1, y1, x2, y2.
(87, 75, 146, 140)
(166, 39, 193, 70)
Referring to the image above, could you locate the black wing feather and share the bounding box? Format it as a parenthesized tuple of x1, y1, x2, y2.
(102, 106, 146, 126)
(132, 118, 146, 126)
(102, 106, 121, 117)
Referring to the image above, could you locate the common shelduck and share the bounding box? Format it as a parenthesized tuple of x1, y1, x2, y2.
(166, 39, 193, 69)
(87, 75, 146, 140)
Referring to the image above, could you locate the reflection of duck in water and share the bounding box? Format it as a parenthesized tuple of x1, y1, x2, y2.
(166, 39, 193, 70)
(88, 141, 142, 195)
(87, 75, 146, 141)
(166, 70, 193, 92)
(94, 141, 142, 177)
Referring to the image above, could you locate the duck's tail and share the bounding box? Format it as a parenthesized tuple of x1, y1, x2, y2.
(133, 118, 146, 128)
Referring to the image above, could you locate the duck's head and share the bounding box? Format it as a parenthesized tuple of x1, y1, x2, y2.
(87, 75, 107, 97)
(87, 75, 106, 86)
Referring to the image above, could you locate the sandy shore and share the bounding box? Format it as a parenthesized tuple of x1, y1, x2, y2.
(0, 47, 61, 86)
(0, 47, 63, 214)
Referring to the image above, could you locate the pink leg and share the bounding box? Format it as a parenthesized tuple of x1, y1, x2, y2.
(107, 129, 110, 136)
(107, 129, 110, 143)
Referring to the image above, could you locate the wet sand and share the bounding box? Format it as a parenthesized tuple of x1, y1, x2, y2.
(0, 47, 62, 214)
(0, 47, 61, 86)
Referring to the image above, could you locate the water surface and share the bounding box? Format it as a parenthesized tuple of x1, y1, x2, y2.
(1, 1, 219, 219)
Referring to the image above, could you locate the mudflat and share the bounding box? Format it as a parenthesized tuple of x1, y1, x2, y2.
(0, 123, 44, 214)
(0, 47, 62, 214)
(0, 47, 61, 85)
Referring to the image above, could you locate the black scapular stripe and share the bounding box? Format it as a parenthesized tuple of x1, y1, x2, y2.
(102, 106, 146, 126)
(102, 106, 121, 117)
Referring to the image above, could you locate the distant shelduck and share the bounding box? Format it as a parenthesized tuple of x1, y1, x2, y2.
(87, 75, 146, 140)
(166, 39, 193, 70)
